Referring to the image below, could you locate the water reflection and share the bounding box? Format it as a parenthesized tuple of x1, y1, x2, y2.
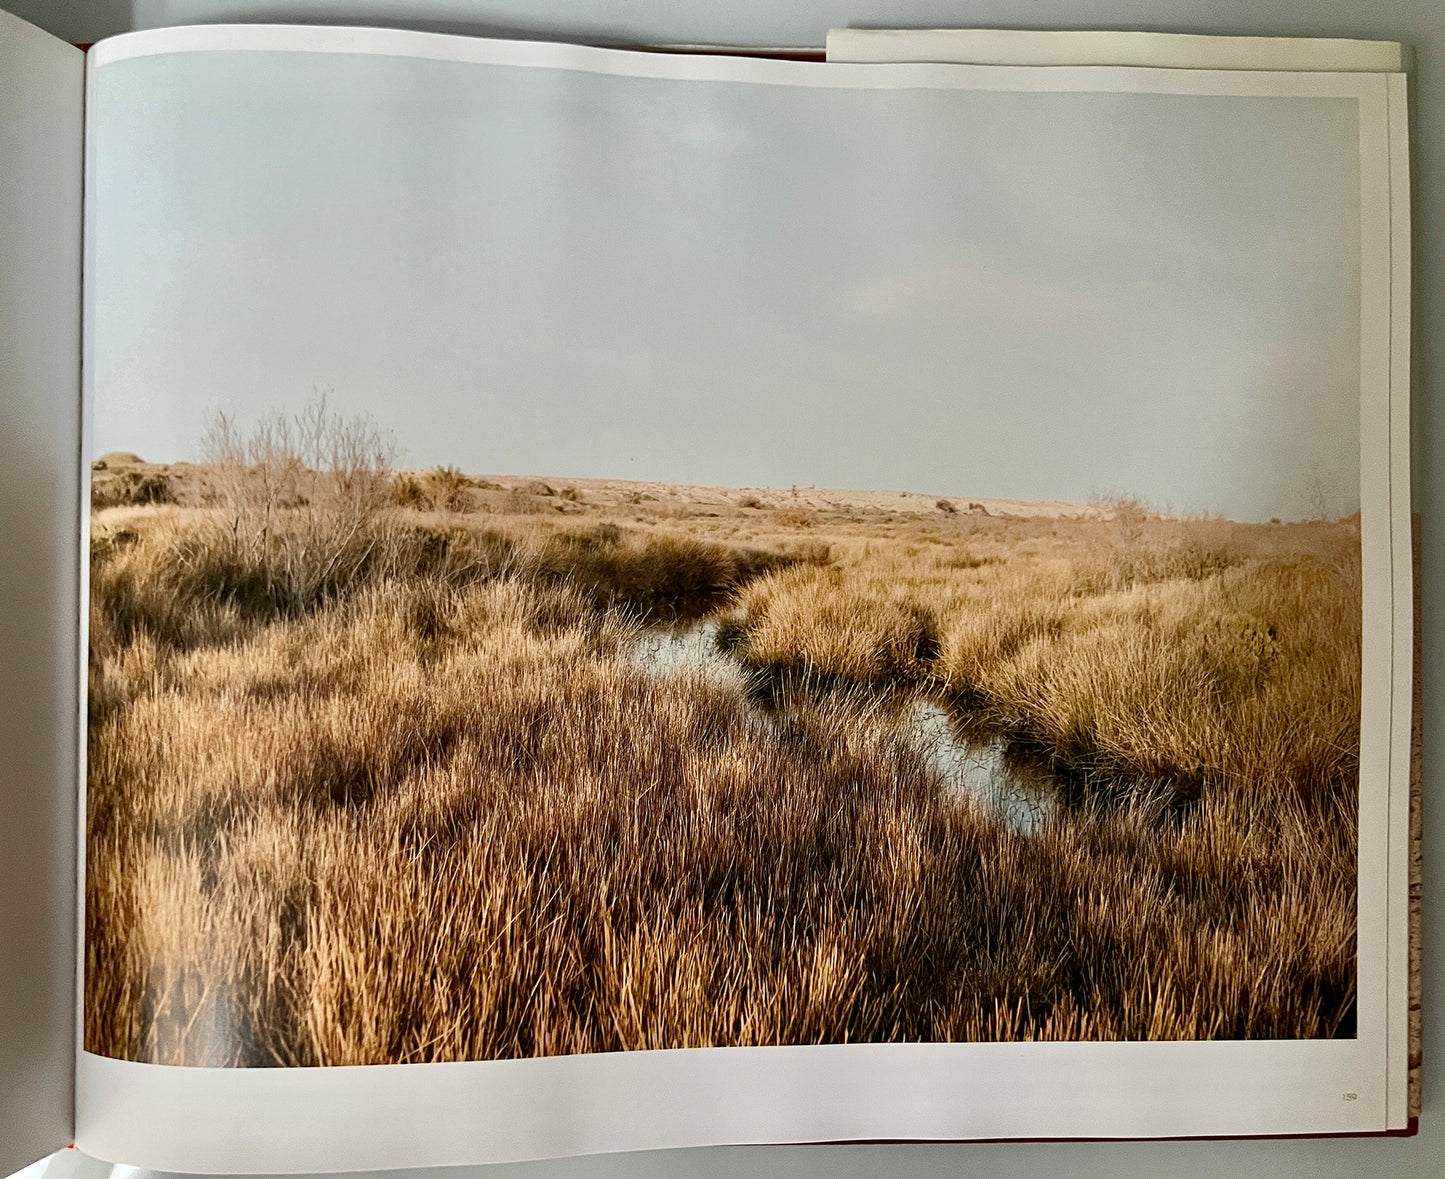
(905, 701, 1055, 836)
(629, 619, 743, 686)
(628, 620, 1058, 836)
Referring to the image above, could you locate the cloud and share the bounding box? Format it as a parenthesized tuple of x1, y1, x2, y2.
(841, 256, 1112, 338)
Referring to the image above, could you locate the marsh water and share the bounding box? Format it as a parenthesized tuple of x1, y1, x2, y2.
(628, 619, 1058, 836)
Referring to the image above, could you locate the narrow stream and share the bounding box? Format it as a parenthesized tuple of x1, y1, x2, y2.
(629, 619, 1057, 836)
(904, 700, 1056, 836)
(629, 619, 743, 687)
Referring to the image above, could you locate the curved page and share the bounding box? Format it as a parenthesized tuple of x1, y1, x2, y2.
(76, 24, 1412, 1171)
(0, 9, 84, 1173)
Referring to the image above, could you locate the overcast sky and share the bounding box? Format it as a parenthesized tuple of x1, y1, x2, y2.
(91, 50, 1362, 521)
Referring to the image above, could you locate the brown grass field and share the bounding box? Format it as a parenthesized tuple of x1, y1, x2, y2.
(85, 444, 1361, 1065)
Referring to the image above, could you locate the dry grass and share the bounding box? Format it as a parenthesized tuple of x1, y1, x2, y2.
(725, 515, 1359, 803)
(90, 465, 174, 509)
(86, 475, 1360, 1065)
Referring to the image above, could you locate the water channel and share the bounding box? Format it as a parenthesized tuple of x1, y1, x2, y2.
(628, 619, 1057, 836)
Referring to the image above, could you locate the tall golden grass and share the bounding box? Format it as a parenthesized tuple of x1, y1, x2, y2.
(86, 479, 1360, 1064)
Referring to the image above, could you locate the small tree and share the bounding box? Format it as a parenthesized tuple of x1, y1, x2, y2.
(1302, 463, 1337, 522)
(295, 394, 397, 527)
(199, 393, 398, 608)
(202, 394, 395, 520)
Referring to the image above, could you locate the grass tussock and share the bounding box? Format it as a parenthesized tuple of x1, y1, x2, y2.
(393, 466, 479, 513)
(720, 566, 940, 687)
(535, 523, 819, 620)
(91, 467, 175, 509)
(87, 465, 1361, 1064)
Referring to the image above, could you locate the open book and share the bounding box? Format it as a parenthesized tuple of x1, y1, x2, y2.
(0, 12, 1417, 1172)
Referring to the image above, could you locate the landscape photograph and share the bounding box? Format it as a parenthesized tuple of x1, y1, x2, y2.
(85, 49, 1364, 1064)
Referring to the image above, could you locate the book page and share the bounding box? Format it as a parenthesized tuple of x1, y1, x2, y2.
(826, 28, 1411, 71)
(0, 9, 84, 1173)
(76, 25, 1412, 1171)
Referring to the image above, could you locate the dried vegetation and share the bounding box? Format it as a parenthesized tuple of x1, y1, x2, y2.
(86, 414, 1360, 1064)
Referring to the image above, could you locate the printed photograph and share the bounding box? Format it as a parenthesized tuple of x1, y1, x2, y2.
(85, 49, 1363, 1065)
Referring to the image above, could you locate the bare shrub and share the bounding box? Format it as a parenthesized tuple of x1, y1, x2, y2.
(203, 394, 395, 531)
(197, 394, 397, 612)
(1100, 492, 1150, 543)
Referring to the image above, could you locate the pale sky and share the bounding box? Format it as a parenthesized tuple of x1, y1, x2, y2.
(91, 50, 1362, 521)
